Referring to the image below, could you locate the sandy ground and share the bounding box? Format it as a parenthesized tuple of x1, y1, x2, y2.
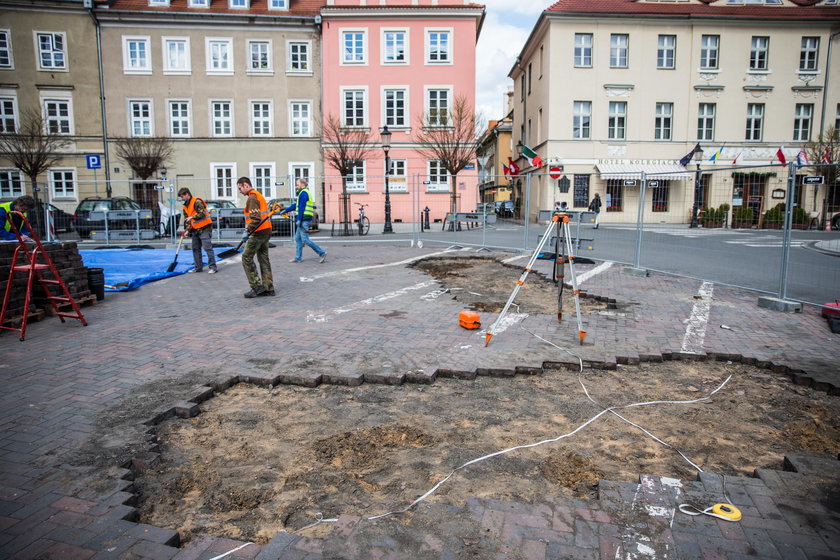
(124, 256, 840, 545)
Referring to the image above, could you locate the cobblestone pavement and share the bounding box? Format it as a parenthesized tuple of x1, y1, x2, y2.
(1, 242, 838, 559)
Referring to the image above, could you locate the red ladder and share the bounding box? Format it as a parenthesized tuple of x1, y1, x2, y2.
(0, 210, 88, 341)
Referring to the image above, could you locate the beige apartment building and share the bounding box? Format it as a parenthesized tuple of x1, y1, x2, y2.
(0, 0, 105, 214)
(509, 0, 840, 225)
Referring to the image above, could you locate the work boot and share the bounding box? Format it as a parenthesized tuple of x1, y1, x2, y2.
(189, 268, 203, 273)
(244, 286, 266, 298)
(259, 289, 275, 297)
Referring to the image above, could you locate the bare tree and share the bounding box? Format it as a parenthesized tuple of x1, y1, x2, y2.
(321, 114, 375, 234)
(0, 108, 71, 196)
(114, 136, 173, 181)
(413, 94, 484, 214)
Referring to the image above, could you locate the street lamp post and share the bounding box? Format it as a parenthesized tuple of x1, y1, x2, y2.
(381, 125, 394, 234)
(689, 146, 704, 228)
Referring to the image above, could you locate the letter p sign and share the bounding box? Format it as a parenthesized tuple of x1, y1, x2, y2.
(86, 154, 102, 169)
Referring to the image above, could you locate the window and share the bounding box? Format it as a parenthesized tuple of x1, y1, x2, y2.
(383, 31, 407, 64)
(128, 100, 151, 137)
(290, 101, 310, 136)
(149, 0, 170, 5)
(700, 35, 719, 70)
(384, 88, 407, 128)
(189, 0, 209, 6)
(750, 36, 769, 71)
(211, 101, 233, 136)
(342, 30, 366, 64)
(206, 38, 232, 73)
(836, 103, 840, 131)
(573, 101, 591, 139)
(793, 104, 813, 142)
(229, 0, 248, 7)
(213, 165, 235, 199)
(290, 164, 312, 185)
(605, 181, 623, 212)
(610, 34, 628, 68)
(346, 160, 365, 192)
(168, 100, 190, 137)
(574, 33, 592, 67)
(123, 36, 151, 73)
(36, 32, 66, 70)
(268, 0, 287, 8)
(427, 160, 449, 192)
(0, 30, 13, 69)
(50, 169, 75, 199)
(249, 40, 271, 72)
(800, 37, 819, 71)
(426, 30, 451, 64)
(427, 88, 450, 126)
(250, 164, 275, 198)
(697, 103, 715, 141)
(288, 41, 309, 72)
(527, 63, 532, 93)
(0, 97, 17, 133)
(651, 181, 669, 212)
(163, 38, 190, 73)
(0, 170, 23, 198)
(657, 35, 675, 69)
(387, 159, 407, 192)
(573, 175, 590, 208)
(44, 99, 72, 135)
(745, 103, 764, 141)
(655, 102, 673, 140)
(342, 89, 366, 128)
(608, 101, 626, 140)
(250, 101, 271, 136)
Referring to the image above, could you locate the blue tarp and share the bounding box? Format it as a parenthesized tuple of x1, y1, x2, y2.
(79, 247, 234, 291)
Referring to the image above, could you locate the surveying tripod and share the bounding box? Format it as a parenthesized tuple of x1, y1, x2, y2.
(485, 212, 585, 346)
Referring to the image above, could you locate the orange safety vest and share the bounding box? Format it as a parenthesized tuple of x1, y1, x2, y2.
(244, 190, 272, 233)
(185, 197, 213, 230)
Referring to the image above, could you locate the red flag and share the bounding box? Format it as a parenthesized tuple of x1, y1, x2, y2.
(508, 157, 520, 176)
(776, 146, 787, 166)
(823, 146, 832, 164)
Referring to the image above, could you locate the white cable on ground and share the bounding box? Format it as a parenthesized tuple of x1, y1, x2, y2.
(208, 542, 253, 560)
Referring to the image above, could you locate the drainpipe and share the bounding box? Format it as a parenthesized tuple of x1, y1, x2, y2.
(88, 6, 112, 197)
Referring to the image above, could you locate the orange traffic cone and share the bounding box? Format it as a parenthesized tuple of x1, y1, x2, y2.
(826, 221, 832, 232)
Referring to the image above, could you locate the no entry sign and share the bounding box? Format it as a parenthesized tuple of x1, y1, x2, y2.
(549, 166, 563, 179)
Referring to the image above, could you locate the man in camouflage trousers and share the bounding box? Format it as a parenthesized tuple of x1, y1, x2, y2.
(236, 177, 274, 298)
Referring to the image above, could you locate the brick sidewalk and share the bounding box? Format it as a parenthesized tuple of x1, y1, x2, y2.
(1, 243, 838, 559)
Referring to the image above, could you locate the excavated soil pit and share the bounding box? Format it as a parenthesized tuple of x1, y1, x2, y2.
(135, 361, 840, 545)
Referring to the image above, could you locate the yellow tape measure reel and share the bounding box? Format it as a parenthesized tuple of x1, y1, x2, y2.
(679, 502, 742, 521)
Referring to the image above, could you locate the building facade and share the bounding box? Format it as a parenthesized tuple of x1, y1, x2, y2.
(509, 0, 840, 225)
(476, 111, 513, 204)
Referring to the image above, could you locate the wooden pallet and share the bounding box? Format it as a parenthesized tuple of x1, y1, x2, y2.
(42, 294, 97, 317)
(1, 309, 46, 328)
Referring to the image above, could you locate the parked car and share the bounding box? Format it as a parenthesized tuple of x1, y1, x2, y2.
(494, 200, 514, 218)
(268, 198, 295, 236)
(1, 199, 75, 237)
(72, 197, 155, 238)
(205, 199, 243, 229)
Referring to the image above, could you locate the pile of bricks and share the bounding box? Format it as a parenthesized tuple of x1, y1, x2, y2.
(0, 241, 92, 325)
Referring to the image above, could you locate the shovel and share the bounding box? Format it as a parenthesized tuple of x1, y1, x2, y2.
(166, 235, 185, 272)
(217, 203, 282, 259)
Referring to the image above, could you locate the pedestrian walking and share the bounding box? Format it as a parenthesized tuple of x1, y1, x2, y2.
(588, 193, 602, 229)
(237, 177, 274, 298)
(0, 195, 36, 242)
(178, 188, 217, 274)
(283, 178, 327, 263)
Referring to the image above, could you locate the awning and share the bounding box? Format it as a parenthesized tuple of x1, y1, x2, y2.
(596, 163, 691, 181)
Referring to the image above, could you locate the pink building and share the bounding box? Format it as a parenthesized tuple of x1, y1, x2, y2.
(320, 0, 485, 229)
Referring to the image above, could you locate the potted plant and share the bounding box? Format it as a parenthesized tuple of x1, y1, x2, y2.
(731, 206, 754, 228)
(762, 203, 784, 229)
(792, 206, 809, 230)
(700, 205, 723, 228)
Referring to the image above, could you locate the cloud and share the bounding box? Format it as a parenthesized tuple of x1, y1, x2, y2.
(475, 10, 534, 119)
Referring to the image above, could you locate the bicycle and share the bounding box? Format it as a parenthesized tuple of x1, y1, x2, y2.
(354, 203, 370, 236)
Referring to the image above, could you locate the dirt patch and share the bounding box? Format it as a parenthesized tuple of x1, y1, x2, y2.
(410, 256, 606, 313)
(135, 361, 840, 545)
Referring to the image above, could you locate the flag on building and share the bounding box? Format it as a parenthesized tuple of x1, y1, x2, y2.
(732, 152, 743, 165)
(508, 157, 520, 176)
(708, 146, 724, 162)
(796, 147, 809, 166)
(502, 163, 510, 177)
(679, 143, 701, 167)
(776, 146, 787, 165)
(822, 146, 832, 164)
(521, 145, 543, 169)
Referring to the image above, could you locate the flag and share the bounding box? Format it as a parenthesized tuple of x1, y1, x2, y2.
(732, 152, 743, 165)
(822, 146, 832, 164)
(796, 147, 809, 166)
(508, 157, 520, 176)
(502, 163, 510, 177)
(521, 145, 543, 169)
(708, 146, 724, 162)
(679, 143, 701, 167)
(776, 146, 787, 166)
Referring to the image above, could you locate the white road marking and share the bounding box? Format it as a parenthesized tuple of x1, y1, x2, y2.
(482, 312, 528, 337)
(306, 280, 436, 323)
(501, 254, 528, 264)
(299, 249, 465, 282)
(681, 281, 714, 354)
(577, 261, 613, 284)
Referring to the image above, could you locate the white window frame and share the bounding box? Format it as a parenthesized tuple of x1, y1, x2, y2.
(0, 169, 24, 198)
(35, 31, 67, 71)
(341, 87, 367, 128)
(749, 36, 769, 72)
(122, 36, 152, 74)
(382, 87, 409, 129)
(574, 33, 592, 68)
(210, 99, 234, 137)
(168, 99, 191, 137)
(425, 86, 452, 127)
(206, 37, 233, 75)
(697, 103, 716, 141)
(127, 99, 153, 137)
(289, 100, 311, 137)
(700, 35, 719, 70)
(250, 162, 275, 198)
(425, 28, 453, 65)
(49, 168, 76, 200)
(0, 29, 14, 69)
(657, 35, 675, 70)
(149, 0, 170, 5)
(289, 162, 314, 188)
(655, 102, 673, 141)
(162, 37, 191, 74)
(287, 40, 311, 74)
(341, 29, 368, 66)
(0, 95, 18, 134)
(793, 103, 813, 142)
(799, 37, 819, 72)
(573, 100, 591, 139)
(346, 160, 366, 192)
(386, 158, 407, 192)
(229, 0, 248, 7)
(250, 100, 272, 137)
(211, 163, 237, 200)
(382, 29, 409, 65)
(248, 39, 272, 73)
(427, 160, 449, 192)
(608, 101, 626, 140)
(268, 0, 288, 9)
(745, 103, 764, 142)
(43, 97, 73, 135)
(189, 0, 209, 6)
(610, 34, 628, 69)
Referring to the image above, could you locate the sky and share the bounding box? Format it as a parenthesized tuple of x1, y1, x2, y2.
(474, 1, 546, 122)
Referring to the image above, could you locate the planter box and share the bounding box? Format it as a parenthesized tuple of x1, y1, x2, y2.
(731, 221, 753, 229)
(763, 222, 783, 229)
(701, 221, 724, 228)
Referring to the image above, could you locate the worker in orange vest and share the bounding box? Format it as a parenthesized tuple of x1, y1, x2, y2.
(236, 177, 274, 298)
(178, 188, 217, 274)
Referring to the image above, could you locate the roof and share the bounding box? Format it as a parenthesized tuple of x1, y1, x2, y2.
(545, 0, 840, 19)
(101, 0, 323, 17)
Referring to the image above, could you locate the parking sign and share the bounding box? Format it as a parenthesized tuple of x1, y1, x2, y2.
(86, 155, 102, 169)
